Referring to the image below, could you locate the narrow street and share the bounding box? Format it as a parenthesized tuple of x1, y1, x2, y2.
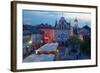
(23, 43, 58, 62)
(56, 45, 90, 61)
(23, 42, 90, 62)
(23, 54, 55, 62)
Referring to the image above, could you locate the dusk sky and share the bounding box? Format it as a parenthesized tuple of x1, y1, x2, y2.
(23, 10, 91, 28)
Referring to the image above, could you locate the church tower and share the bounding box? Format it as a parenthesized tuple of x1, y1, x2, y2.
(74, 18, 78, 28)
(73, 18, 78, 35)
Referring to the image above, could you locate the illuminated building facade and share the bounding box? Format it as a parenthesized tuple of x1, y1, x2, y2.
(40, 28, 55, 43)
(55, 17, 71, 44)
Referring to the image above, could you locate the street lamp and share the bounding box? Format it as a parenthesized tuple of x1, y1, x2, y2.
(28, 40, 32, 45)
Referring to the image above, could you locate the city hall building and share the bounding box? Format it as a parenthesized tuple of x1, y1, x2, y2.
(55, 17, 71, 44)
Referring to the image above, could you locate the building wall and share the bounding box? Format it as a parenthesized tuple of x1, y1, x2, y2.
(41, 29, 55, 43)
(55, 17, 71, 43)
(55, 30, 70, 42)
(32, 34, 43, 43)
(23, 35, 30, 45)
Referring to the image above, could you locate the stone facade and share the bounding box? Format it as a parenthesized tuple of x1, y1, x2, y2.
(55, 17, 71, 43)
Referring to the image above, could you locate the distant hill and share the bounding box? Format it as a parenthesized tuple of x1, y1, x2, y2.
(23, 24, 35, 30)
(23, 24, 44, 35)
(34, 23, 55, 29)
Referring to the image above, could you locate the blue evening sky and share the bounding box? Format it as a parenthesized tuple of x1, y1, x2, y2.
(23, 10, 91, 28)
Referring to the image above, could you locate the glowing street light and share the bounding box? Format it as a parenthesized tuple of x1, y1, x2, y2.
(28, 40, 32, 44)
(28, 35, 32, 45)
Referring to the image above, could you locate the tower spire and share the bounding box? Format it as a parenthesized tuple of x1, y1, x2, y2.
(55, 19, 58, 28)
(74, 18, 78, 28)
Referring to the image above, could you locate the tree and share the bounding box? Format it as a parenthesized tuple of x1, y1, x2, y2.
(67, 35, 81, 46)
(80, 36, 91, 56)
(67, 35, 81, 57)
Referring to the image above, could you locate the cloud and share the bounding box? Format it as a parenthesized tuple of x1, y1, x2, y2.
(23, 10, 91, 27)
(63, 12, 91, 22)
